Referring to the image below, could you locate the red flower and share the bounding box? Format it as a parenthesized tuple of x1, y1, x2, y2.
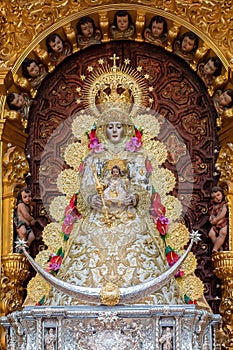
(89, 128, 96, 141)
(174, 269, 184, 278)
(135, 128, 142, 143)
(166, 251, 180, 266)
(156, 215, 169, 235)
(150, 192, 166, 221)
(62, 221, 74, 235)
(46, 255, 63, 273)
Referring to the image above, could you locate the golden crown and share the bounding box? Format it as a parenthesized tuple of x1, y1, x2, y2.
(82, 53, 148, 120)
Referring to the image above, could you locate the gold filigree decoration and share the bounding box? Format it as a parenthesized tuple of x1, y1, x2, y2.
(143, 139, 168, 165)
(166, 222, 190, 251)
(49, 196, 68, 221)
(27, 274, 51, 303)
(100, 282, 120, 306)
(133, 113, 161, 138)
(56, 168, 80, 198)
(3, 146, 29, 186)
(71, 113, 95, 140)
(42, 222, 64, 252)
(76, 191, 90, 217)
(216, 144, 233, 185)
(163, 195, 183, 222)
(35, 249, 51, 269)
(64, 142, 88, 170)
(180, 251, 197, 276)
(134, 185, 151, 217)
(150, 168, 176, 200)
(176, 274, 204, 300)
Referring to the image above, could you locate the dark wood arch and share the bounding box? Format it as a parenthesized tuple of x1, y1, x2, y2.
(26, 41, 220, 312)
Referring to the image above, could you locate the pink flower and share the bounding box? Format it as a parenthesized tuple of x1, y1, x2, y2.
(174, 269, 184, 278)
(126, 137, 142, 152)
(89, 138, 105, 153)
(63, 213, 74, 226)
(46, 255, 63, 272)
(156, 215, 169, 235)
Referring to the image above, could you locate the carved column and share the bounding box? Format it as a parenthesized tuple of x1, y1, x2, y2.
(0, 116, 30, 316)
(212, 143, 233, 349)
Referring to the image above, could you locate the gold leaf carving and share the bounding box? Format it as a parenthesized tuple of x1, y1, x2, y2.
(27, 274, 51, 303)
(166, 222, 190, 251)
(42, 222, 64, 252)
(64, 142, 88, 170)
(56, 168, 80, 198)
(49, 196, 69, 221)
(177, 274, 204, 300)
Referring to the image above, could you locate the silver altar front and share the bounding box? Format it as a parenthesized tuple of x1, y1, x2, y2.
(1, 305, 220, 350)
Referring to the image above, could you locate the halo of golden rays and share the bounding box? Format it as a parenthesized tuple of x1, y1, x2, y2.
(80, 54, 149, 117)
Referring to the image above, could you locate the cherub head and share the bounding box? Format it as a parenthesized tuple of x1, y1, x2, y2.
(113, 10, 133, 32)
(218, 89, 233, 108)
(22, 58, 40, 79)
(16, 187, 32, 206)
(46, 33, 64, 53)
(7, 92, 25, 111)
(203, 56, 222, 77)
(211, 186, 225, 204)
(76, 16, 96, 38)
(180, 31, 199, 53)
(148, 15, 167, 37)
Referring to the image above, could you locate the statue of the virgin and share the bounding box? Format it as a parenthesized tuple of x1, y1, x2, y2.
(24, 58, 207, 310)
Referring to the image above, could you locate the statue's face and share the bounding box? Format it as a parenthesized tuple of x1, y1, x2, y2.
(106, 122, 124, 144)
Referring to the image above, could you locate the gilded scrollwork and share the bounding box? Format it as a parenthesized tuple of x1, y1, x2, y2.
(212, 252, 233, 349)
(0, 254, 30, 315)
(3, 146, 29, 186)
(0, 0, 232, 69)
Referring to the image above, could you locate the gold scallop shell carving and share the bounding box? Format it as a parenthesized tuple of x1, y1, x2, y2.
(35, 249, 51, 269)
(64, 142, 88, 170)
(166, 222, 190, 251)
(49, 196, 69, 221)
(143, 139, 168, 165)
(56, 168, 80, 198)
(133, 114, 161, 138)
(177, 274, 204, 300)
(180, 251, 197, 275)
(163, 195, 183, 222)
(27, 274, 51, 302)
(42, 222, 64, 252)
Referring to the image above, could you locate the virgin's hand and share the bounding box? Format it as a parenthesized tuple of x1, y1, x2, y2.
(91, 194, 103, 210)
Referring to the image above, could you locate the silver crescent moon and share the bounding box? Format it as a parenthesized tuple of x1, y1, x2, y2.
(23, 236, 195, 304)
